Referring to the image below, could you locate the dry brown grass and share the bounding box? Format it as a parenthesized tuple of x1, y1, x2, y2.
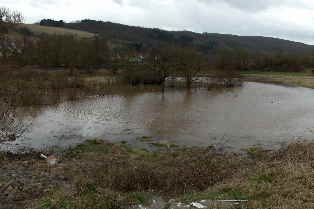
(0, 68, 121, 107)
(5, 140, 305, 209)
(0, 67, 165, 108)
(0, 141, 242, 209)
(184, 141, 314, 209)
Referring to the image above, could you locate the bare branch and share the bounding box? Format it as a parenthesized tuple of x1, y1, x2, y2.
(0, 7, 23, 25)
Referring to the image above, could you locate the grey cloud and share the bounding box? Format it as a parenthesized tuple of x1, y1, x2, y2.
(120, 0, 285, 12)
(198, 0, 284, 12)
(113, 0, 123, 5)
(29, 0, 56, 7)
(27, 0, 69, 9)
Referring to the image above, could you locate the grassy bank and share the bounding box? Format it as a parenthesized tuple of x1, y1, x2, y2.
(1, 140, 314, 209)
(242, 71, 314, 88)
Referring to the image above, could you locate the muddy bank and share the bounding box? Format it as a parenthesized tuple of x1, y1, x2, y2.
(2, 140, 314, 209)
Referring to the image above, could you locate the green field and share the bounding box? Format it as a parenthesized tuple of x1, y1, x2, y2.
(19, 24, 95, 38)
(242, 70, 314, 88)
(241, 71, 313, 76)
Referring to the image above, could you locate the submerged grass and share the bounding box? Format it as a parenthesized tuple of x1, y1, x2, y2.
(0, 67, 162, 107)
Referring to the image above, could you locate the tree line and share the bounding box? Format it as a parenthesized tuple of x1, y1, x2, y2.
(1, 8, 314, 89)
(39, 19, 65, 27)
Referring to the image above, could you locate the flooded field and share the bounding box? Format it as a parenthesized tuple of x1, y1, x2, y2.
(2, 82, 314, 152)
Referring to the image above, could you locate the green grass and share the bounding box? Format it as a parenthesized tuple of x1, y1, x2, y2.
(64, 140, 115, 159)
(241, 71, 312, 76)
(19, 24, 95, 38)
(182, 188, 249, 203)
(128, 192, 151, 204)
(242, 70, 314, 88)
(0, 152, 7, 161)
(38, 189, 123, 209)
(182, 191, 223, 202)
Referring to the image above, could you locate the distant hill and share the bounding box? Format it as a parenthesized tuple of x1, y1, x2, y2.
(37, 19, 314, 55)
(19, 24, 95, 38)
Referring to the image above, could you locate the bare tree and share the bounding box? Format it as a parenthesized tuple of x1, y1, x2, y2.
(0, 7, 23, 33)
(213, 49, 242, 87)
(0, 7, 23, 23)
(0, 7, 23, 63)
(174, 46, 208, 89)
(148, 46, 178, 92)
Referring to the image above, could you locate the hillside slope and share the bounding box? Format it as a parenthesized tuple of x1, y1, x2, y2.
(19, 24, 95, 38)
(58, 19, 314, 54)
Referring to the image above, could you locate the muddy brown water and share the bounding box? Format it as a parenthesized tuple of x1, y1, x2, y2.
(2, 82, 314, 152)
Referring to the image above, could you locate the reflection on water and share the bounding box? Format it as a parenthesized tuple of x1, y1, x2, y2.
(2, 82, 314, 152)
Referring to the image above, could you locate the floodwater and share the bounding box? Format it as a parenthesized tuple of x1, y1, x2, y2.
(2, 82, 314, 152)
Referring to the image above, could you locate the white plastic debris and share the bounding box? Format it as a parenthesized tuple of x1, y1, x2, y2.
(40, 154, 58, 166)
(40, 154, 48, 159)
(138, 205, 147, 209)
(191, 202, 206, 208)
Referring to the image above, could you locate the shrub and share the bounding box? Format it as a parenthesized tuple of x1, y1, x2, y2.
(120, 67, 163, 86)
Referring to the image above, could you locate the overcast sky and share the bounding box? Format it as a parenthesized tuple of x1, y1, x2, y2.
(2, 0, 314, 44)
